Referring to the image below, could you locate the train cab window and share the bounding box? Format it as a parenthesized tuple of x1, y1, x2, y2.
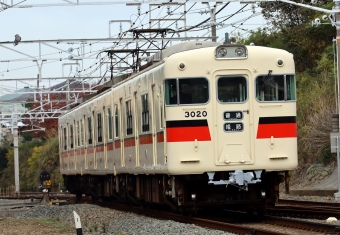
(88, 117, 92, 145)
(115, 105, 119, 138)
(97, 113, 103, 142)
(217, 76, 247, 103)
(70, 125, 74, 149)
(126, 100, 133, 135)
(141, 94, 150, 132)
(256, 74, 296, 101)
(63, 127, 67, 150)
(165, 78, 209, 105)
(107, 108, 113, 140)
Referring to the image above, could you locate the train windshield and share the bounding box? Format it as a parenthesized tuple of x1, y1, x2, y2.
(217, 76, 247, 103)
(165, 78, 209, 105)
(256, 74, 296, 101)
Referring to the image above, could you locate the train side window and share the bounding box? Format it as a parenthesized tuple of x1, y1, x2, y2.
(108, 108, 113, 140)
(286, 75, 296, 100)
(114, 105, 119, 138)
(165, 79, 177, 105)
(160, 99, 163, 129)
(165, 78, 209, 105)
(70, 125, 74, 149)
(88, 117, 92, 145)
(63, 127, 67, 150)
(77, 121, 80, 147)
(217, 76, 247, 103)
(126, 100, 133, 135)
(255, 74, 295, 101)
(141, 94, 149, 132)
(97, 113, 103, 142)
(80, 119, 84, 146)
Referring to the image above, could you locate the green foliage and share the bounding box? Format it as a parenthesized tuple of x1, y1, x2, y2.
(25, 135, 62, 189)
(0, 144, 9, 172)
(242, 24, 335, 73)
(296, 46, 336, 164)
(0, 131, 62, 191)
(21, 132, 32, 141)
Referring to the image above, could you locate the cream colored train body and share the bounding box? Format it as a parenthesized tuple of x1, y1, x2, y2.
(59, 42, 297, 212)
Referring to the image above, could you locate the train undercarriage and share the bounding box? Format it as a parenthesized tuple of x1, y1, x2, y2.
(63, 171, 284, 214)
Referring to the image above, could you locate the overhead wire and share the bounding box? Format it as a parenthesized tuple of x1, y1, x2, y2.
(0, 0, 26, 13)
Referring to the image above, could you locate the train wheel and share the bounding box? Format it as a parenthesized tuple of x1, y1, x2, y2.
(76, 192, 82, 200)
(256, 206, 266, 217)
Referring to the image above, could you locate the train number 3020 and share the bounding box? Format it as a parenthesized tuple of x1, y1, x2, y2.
(185, 111, 207, 118)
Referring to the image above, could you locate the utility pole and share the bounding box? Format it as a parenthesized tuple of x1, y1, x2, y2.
(211, 8, 216, 42)
(13, 113, 19, 195)
(334, 1, 340, 200)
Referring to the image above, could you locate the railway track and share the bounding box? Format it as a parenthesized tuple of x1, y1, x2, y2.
(272, 199, 340, 220)
(88, 200, 289, 235)
(278, 199, 340, 208)
(0, 192, 76, 200)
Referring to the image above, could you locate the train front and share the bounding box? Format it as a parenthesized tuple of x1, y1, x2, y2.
(163, 43, 298, 211)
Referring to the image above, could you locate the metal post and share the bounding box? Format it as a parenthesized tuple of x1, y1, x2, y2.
(13, 115, 19, 194)
(337, 136, 340, 192)
(211, 8, 216, 42)
(73, 211, 83, 235)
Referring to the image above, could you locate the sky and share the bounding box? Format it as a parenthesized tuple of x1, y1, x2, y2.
(0, 0, 266, 97)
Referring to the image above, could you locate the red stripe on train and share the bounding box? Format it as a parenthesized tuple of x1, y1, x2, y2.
(107, 143, 113, 151)
(124, 138, 136, 147)
(139, 135, 153, 145)
(256, 123, 297, 138)
(157, 133, 164, 143)
(166, 126, 211, 142)
(115, 140, 121, 148)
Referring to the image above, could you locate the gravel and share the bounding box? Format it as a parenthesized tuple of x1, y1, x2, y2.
(12, 203, 235, 235)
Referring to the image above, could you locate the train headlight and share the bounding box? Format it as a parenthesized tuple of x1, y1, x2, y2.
(235, 47, 245, 57)
(215, 45, 247, 59)
(217, 47, 227, 57)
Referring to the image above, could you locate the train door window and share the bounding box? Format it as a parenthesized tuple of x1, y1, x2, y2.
(165, 78, 209, 105)
(97, 113, 103, 142)
(141, 94, 149, 132)
(108, 108, 113, 140)
(70, 125, 74, 149)
(217, 76, 247, 103)
(77, 121, 80, 147)
(114, 104, 119, 138)
(63, 127, 67, 150)
(88, 117, 92, 145)
(126, 100, 133, 135)
(256, 74, 295, 101)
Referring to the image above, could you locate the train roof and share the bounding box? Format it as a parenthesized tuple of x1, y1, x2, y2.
(147, 41, 221, 62)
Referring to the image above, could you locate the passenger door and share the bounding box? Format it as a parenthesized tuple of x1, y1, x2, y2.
(215, 72, 253, 166)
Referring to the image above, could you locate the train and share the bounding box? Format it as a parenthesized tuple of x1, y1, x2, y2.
(58, 41, 298, 214)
